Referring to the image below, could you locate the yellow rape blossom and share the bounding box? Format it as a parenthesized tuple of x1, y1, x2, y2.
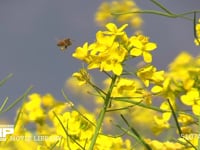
(168, 52, 196, 91)
(23, 93, 45, 122)
(136, 65, 164, 87)
(152, 115, 170, 135)
(95, 0, 143, 29)
(94, 31, 115, 50)
(72, 42, 93, 63)
(94, 135, 133, 150)
(194, 18, 200, 46)
(178, 113, 194, 126)
(145, 138, 184, 150)
(89, 42, 127, 75)
(179, 135, 198, 149)
(51, 110, 96, 148)
(72, 68, 91, 85)
(169, 52, 193, 71)
(102, 77, 144, 104)
(130, 34, 157, 63)
(72, 23, 128, 75)
(103, 23, 128, 36)
(181, 88, 200, 115)
(41, 93, 56, 108)
(152, 99, 177, 135)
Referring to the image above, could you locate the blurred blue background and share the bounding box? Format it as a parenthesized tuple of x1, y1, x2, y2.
(0, 0, 200, 123)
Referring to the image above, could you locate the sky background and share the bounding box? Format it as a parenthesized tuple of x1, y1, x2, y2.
(0, 0, 200, 123)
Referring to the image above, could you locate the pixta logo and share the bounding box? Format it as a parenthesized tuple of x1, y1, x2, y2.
(0, 125, 14, 141)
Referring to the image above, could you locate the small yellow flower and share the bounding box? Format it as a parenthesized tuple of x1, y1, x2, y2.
(145, 139, 184, 150)
(194, 18, 200, 46)
(178, 113, 194, 126)
(72, 68, 90, 85)
(180, 126, 192, 134)
(96, 42, 127, 75)
(103, 23, 128, 36)
(169, 52, 193, 71)
(153, 116, 170, 135)
(72, 42, 93, 63)
(152, 100, 175, 135)
(136, 65, 164, 87)
(42, 93, 56, 108)
(181, 88, 200, 115)
(94, 31, 115, 49)
(23, 93, 45, 122)
(95, 0, 143, 29)
(130, 34, 157, 63)
(72, 23, 129, 75)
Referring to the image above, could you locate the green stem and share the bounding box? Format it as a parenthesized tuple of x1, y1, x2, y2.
(167, 99, 197, 150)
(149, 0, 173, 14)
(88, 75, 117, 150)
(2, 86, 33, 113)
(112, 10, 173, 18)
(0, 97, 8, 113)
(113, 10, 193, 21)
(113, 97, 168, 113)
(0, 73, 13, 87)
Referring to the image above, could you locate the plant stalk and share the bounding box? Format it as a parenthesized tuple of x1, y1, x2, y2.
(88, 75, 117, 150)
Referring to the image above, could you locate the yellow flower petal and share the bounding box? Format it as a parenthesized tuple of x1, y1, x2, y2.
(130, 48, 142, 56)
(118, 24, 128, 32)
(113, 63, 123, 75)
(192, 105, 200, 115)
(181, 88, 199, 106)
(72, 42, 89, 60)
(144, 42, 157, 51)
(181, 95, 193, 106)
(143, 52, 152, 63)
(104, 23, 128, 35)
(105, 23, 117, 31)
(151, 85, 163, 93)
(131, 39, 143, 48)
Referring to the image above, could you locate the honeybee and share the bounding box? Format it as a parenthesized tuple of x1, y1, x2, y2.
(57, 38, 72, 51)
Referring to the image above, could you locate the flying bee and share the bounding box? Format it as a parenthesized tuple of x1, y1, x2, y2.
(57, 38, 72, 51)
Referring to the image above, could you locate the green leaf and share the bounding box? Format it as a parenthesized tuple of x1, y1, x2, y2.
(0, 73, 13, 87)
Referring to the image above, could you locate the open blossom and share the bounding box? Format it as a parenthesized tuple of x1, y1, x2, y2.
(136, 65, 164, 87)
(72, 23, 128, 75)
(73, 23, 159, 76)
(22, 93, 45, 122)
(72, 68, 91, 85)
(181, 88, 200, 115)
(72, 42, 93, 63)
(95, 0, 143, 28)
(103, 23, 128, 36)
(130, 34, 157, 63)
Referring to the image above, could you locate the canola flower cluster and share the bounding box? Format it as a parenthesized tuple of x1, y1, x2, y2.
(95, 0, 143, 29)
(0, 93, 132, 150)
(73, 23, 157, 76)
(1, 0, 200, 150)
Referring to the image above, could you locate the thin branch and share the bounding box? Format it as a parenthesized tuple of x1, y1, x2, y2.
(120, 114, 152, 150)
(167, 99, 197, 150)
(149, 0, 173, 14)
(53, 111, 85, 150)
